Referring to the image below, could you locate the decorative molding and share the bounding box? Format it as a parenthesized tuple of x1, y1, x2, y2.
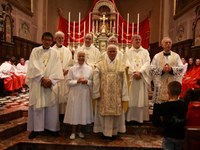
(7, 0, 33, 17)
(93, 0, 116, 13)
(174, 0, 200, 19)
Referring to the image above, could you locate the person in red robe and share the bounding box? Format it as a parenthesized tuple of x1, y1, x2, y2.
(0, 57, 22, 95)
(180, 58, 200, 98)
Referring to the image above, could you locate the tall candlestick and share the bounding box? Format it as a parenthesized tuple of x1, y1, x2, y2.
(84, 21, 86, 37)
(117, 12, 119, 35)
(126, 13, 129, 35)
(73, 21, 75, 42)
(89, 12, 91, 33)
(137, 13, 139, 34)
(132, 22, 134, 36)
(68, 12, 71, 33)
(78, 12, 81, 34)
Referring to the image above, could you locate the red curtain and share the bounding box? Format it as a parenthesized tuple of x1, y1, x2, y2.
(58, 0, 150, 49)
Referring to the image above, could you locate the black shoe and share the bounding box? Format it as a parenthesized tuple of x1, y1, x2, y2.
(28, 131, 39, 139)
(51, 131, 60, 137)
(101, 134, 112, 140)
(46, 130, 60, 137)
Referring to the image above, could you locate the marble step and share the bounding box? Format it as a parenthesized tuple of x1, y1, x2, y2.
(0, 108, 27, 124)
(61, 122, 162, 137)
(1, 131, 162, 150)
(0, 117, 27, 140)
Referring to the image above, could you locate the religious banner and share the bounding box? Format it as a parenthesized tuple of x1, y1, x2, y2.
(58, 0, 150, 49)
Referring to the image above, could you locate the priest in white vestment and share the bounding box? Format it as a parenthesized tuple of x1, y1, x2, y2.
(64, 51, 93, 140)
(125, 34, 151, 123)
(101, 35, 125, 62)
(52, 31, 72, 117)
(93, 44, 129, 138)
(26, 32, 64, 139)
(74, 33, 101, 68)
(150, 37, 183, 102)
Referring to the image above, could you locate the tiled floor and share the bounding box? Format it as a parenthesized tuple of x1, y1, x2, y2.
(0, 92, 163, 150)
(0, 130, 163, 150)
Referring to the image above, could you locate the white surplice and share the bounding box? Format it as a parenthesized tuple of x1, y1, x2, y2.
(125, 46, 151, 123)
(26, 46, 64, 131)
(74, 44, 101, 67)
(150, 51, 183, 102)
(52, 44, 72, 114)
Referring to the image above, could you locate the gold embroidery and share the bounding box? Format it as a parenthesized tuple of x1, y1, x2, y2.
(98, 59, 124, 116)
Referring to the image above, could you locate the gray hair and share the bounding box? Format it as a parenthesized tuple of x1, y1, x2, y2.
(54, 31, 65, 38)
(161, 37, 172, 45)
(107, 44, 117, 51)
(107, 35, 118, 45)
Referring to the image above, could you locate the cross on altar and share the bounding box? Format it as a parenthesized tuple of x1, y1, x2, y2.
(100, 14, 108, 26)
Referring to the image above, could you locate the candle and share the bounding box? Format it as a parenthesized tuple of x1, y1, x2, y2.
(122, 22, 124, 42)
(117, 12, 119, 35)
(68, 12, 71, 34)
(137, 13, 139, 34)
(132, 22, 134, 36)
(89, 12, 91, 33)
(73, 21, 75, 41)
(126, 13, 129, 35)
(84, 21, 86, 37)
(31, 0, 34, 13)
(78, 12, 81, 34)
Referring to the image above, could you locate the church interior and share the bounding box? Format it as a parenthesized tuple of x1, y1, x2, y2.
(0, 0, 200, 149)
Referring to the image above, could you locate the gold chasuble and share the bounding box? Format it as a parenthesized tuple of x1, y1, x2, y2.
(97, 59, 125, 116)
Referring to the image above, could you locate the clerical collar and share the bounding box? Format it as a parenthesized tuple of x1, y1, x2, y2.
(163, 52, 171, 56)
(43, 46, 50, 50)
(57, 45, 62, 48)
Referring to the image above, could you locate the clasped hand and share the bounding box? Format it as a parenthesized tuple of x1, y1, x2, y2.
(133, 71, 141, 80)
(41, 77, 52, 88)
(77, 77, 88, 84)
(163, 64, 172, 73)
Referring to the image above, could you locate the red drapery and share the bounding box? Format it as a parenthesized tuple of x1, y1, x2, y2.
(58, 0, 150, 49)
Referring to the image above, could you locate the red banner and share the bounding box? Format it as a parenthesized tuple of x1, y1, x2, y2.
(58, 0, 150, 49)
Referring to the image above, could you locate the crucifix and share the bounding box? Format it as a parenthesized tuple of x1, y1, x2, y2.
(100, 14, 108, 26)
(100, 14, 108, 33)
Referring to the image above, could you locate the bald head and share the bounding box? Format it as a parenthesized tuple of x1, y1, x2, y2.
(84, 33, 93, 47)
(107, 44, 117, 61)
(161, 37, 172, 52)
(54, 31, 65, 46)
(132, 34, 141, 49)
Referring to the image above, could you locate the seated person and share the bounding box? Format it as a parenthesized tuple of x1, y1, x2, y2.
(152, 81, 187, 150)
(180, 58, 200, 98)
(0, 57, 23, 95)
(16, 57, 28, 92)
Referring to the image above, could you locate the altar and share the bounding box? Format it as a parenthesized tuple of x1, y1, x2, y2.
(58, 0, 150, 53)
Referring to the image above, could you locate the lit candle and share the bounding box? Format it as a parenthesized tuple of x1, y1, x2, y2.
(89, 12, 91, 33)
(68, 12, 71, 34)
(84, 21, 86, 37)
(78, 12, 81, 34)
(73, 21, 75, 42)
(137, 13, 139, 34)
(126, 13, 129, 35)
(132, 22, 134, 36)
(117, 12, 119, 35)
